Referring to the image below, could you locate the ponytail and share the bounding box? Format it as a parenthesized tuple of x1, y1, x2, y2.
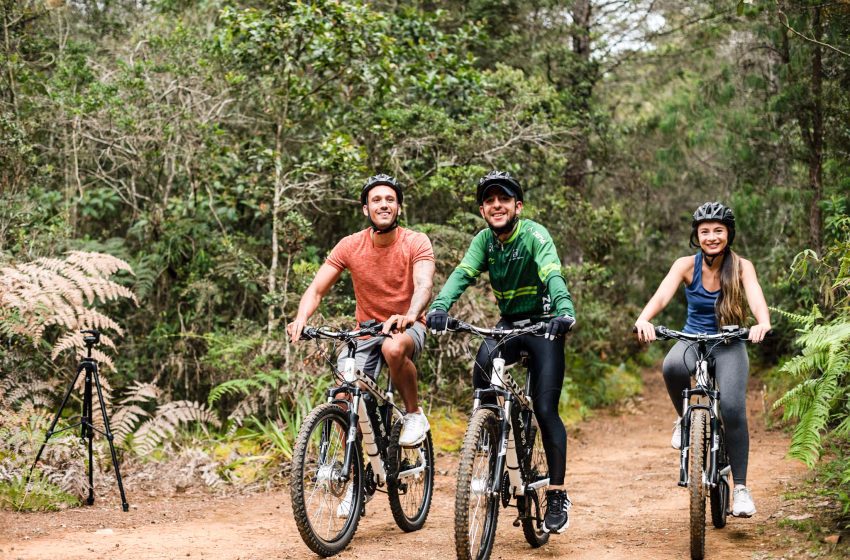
(715, 249, 747, 327)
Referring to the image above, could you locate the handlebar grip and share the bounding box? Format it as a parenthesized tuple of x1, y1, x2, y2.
(446, 317, 459, 331)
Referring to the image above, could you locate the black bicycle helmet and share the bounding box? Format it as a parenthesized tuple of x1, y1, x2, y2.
(360, 174, 403, 205)
(476, 170, 523, 205)
(690, 201, 736, 247)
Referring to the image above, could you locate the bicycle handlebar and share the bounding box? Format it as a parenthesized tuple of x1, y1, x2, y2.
(445, 317, 552, 338)
(631, 325, 770, 342)
(300, 320, 386, 341)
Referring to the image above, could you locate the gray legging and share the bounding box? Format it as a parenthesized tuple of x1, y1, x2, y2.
(662, 340, 750, 486)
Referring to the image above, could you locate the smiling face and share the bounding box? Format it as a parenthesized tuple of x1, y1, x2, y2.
(479, 188, 522, 233)
(362, 184, 400, 229)
(696, 221, 729, 256)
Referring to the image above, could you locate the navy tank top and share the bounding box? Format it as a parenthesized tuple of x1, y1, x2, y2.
(683, 252, 719, 334)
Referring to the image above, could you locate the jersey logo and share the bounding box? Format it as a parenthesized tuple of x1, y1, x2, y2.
(542, 295, 551, 314)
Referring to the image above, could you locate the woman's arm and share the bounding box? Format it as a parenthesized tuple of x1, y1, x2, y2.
(741, 258, 771, 343)
(634, 256, 691, 342)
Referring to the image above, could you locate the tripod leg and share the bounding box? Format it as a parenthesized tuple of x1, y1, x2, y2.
(26, 367, 83, 485)
(84, 365, 95, 505)
(92, 367, 130, 512)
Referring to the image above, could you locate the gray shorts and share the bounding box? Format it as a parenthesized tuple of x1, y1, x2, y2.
(336, 322, 426, 379)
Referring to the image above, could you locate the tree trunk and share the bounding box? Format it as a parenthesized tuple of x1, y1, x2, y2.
(564, 0, 593, 193)
(806, 6, 823, 256)
(267, 121, 284, 335)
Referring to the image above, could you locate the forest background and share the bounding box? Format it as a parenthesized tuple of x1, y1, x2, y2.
(0, 0, 848, 536)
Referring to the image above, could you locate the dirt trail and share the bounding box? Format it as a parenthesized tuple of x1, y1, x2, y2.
(1, 369, 808, 560)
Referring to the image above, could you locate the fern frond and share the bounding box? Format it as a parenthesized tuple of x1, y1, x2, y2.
(65, 251, 135, 278)
(769, 305, 822, 328)
(132, 401, 220, 456)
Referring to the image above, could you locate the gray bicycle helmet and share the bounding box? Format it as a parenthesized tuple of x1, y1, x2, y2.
(690, 201, 736, 247)
(360, 174, 403, 205)
(476, 170, 523, 205)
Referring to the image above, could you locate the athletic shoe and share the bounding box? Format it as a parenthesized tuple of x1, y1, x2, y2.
(398, 409, 430, 447)
(335, 484, 372, 518)
(543, 489, 571, 534)
(732, 486, 756, 517)
(671, 417, 682, 449)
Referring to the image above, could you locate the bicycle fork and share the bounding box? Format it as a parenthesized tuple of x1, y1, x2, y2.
(678, 388, 722, 489)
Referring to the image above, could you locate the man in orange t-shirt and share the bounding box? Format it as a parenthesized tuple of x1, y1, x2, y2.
(287, 174, 435, 449)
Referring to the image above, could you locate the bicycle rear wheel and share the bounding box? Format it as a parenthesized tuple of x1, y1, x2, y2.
(688, 409, 708, 560)
(290, 403, 363, 557)
(520, 418, 549, 548)
(710, 428, 730, 529)
(455, 409, 500, 560)
(387, 420, 435, 532)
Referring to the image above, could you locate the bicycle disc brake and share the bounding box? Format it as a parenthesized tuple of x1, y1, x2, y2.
(364, 463, 378, 497)
(501, 471, 512, 508)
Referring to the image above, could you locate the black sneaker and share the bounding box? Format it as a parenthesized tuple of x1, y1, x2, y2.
(543, 489, 571, 534)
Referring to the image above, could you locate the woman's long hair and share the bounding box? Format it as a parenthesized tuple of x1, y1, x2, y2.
(715, 248, 747, 327)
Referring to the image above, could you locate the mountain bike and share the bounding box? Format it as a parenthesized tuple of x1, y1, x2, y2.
(444, 317, 571, 560)
(289, 320, 435, 557)
(647, 325, 753, 560)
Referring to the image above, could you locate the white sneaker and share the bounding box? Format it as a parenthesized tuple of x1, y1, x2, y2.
(732, 486, 756, 517)
(335, 483, 372, 518)
(398, 409, 430, 447)
(671, 417, 682, 450)
(336, 484, 356, 518)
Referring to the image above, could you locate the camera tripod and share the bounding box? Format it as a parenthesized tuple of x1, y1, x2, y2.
(27, 329, 129, 511)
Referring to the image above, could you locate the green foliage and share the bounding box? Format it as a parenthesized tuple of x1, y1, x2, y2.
(0, 471, 81, 512)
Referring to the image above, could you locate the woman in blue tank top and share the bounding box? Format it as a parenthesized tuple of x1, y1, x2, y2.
(633, 202, 771, 518)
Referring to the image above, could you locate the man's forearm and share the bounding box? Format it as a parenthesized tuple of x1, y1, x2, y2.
(406, 284, 433, 318)
(406, 260, 435, 318)
(294, 288, 321, 322)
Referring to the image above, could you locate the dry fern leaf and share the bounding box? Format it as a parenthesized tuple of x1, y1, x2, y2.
(66, 251, 135, 278)
(132, 401, 221, 456)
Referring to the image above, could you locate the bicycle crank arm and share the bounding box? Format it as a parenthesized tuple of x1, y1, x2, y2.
(525, 478, 550, 492)
(396, 464, 427, 479)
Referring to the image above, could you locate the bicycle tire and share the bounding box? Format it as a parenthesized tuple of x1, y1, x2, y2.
(387, 420, 435, 532)
(688, 409, 708, 560)
(290, 403, 363, 557)
(455, 409, 500, 560)
(520, 420, 549, 548)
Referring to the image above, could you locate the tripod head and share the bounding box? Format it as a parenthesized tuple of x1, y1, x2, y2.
(82, 329, 101, 353)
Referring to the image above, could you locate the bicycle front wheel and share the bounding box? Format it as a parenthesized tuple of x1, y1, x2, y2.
(387, 420, 435, 532)
(455, 408, 501, 560)
(290, 403, 363, 557)
(688, 409, 708, 560)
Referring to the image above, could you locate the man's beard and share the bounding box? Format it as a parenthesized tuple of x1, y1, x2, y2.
(487, 214, 518, 236)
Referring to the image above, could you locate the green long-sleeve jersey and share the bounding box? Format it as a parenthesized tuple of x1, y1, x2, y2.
(430, 219, 575, 319)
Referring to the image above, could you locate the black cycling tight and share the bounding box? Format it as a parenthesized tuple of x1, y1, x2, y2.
(472, 322, 567, 486)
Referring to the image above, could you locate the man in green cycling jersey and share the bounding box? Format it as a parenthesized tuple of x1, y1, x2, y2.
(426, 170, 576, 534)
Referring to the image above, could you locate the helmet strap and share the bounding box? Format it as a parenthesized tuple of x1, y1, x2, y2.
(367, 208, 400, 234)
(371, 220, 399, 234)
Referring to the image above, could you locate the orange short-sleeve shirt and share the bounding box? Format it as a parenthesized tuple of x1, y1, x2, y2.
(326, 227, 435, 325)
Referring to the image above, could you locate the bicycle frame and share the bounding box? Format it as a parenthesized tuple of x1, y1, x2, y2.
(678, 338, 727, 491)
(472, 355, 549, 500)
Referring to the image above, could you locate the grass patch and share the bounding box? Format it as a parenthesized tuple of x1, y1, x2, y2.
(428, 408, 468, 453)
(0, 472, 80, 512)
